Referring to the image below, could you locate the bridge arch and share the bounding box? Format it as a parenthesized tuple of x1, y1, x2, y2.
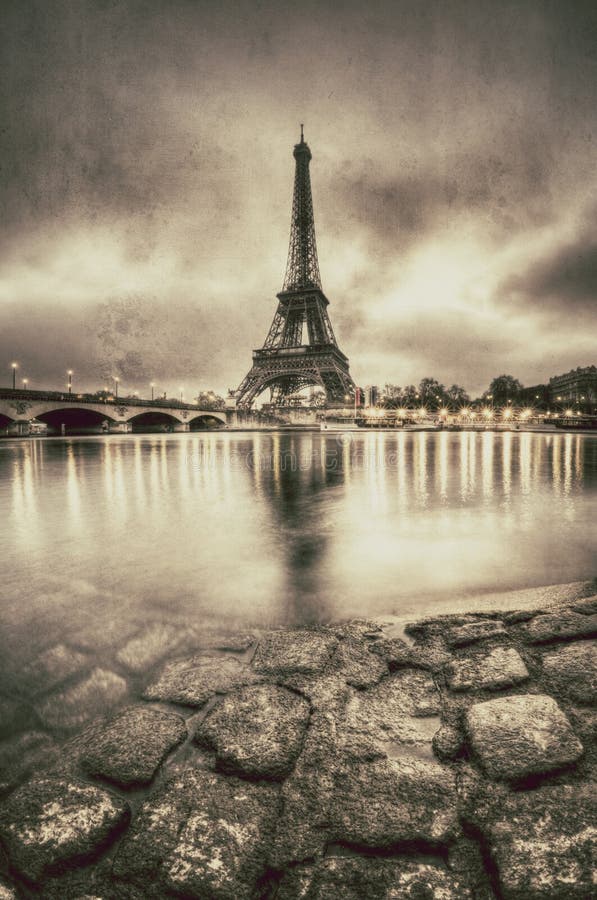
(188, 413, 226, 430)
(241, 371, 326, 407)
(127, 411, 184, 432)
(35, 407, 117, 435)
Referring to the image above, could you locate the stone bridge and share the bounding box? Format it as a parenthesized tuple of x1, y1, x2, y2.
(0, 390, 227, 435)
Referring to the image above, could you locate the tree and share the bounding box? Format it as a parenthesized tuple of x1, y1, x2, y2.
(418, 378, 446, 409)
(401, 384, 419, 407)
(445, 384, 470, 407)
(485, 375, 523, 405)
(196, 391, 226, 410)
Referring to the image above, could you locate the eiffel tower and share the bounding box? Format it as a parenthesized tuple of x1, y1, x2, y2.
(235, 127, 356, 408)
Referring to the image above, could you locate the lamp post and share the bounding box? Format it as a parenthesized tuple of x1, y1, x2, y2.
(67, 370, 73, 394)
(114, 376, 120, 398)
(22, 378, 29, 390)
(150, 381, 155, 401)
(11, 362, 17, 389)
(179, 387, 184, 402)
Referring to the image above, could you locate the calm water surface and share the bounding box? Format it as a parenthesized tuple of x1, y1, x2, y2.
(1, 431, 596, 653)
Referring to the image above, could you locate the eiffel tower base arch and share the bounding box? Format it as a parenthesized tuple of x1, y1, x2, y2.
(236, 347, 355, 409)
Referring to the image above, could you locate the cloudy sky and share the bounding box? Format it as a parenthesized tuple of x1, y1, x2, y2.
(1, 0, 596, 399)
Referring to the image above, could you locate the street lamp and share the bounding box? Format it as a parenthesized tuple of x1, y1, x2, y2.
(179, 387, 184, 402)
(11, 362, 18, 390)
(22, 378, 29, 390)
(67, 370, 73, 394)
(113, 376, 120, 398)
(150, 381, 155, 401)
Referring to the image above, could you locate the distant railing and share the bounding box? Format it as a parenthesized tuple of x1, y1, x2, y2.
(0, 388, 222, 412)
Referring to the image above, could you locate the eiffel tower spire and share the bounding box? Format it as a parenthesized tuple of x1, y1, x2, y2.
(235, 131, 355, 409)
(282, 125, 322, 291)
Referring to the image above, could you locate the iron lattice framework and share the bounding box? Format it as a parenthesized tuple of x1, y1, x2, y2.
(236, 128, 355, 408)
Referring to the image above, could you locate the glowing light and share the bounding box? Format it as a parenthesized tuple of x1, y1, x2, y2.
(439, 407, 449, 418)
(520, 408, 532, 420)
(503, 408, 512, 419)
(483, 407, 492, 419)
(564, 409, 574, 417)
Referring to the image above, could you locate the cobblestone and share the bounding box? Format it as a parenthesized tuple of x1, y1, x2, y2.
(0, 592, 594, 897)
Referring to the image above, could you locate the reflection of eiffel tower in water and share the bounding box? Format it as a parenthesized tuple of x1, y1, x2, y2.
(235, 127, 356, 408)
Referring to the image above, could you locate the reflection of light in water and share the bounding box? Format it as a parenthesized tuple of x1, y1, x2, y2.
(342, 437, 351, 485)
(133, 439, 147, 510)
(436, 431, 448, 501)
(66, 445, 82, 525)
(103, 440, 113, 500)
(519, 434, 531, 495)
(10, 446, 42, 551)
(2, 432, 596, 638)
(250, 434, 263, 497)
(160, 439, 168, 489)
(563, 434, 573, 495)
(552, 437, 561, 496)
(414, 433, 428, 505)
(148, 440, 161, 499)
(482, 432, 494, 500)
(272, 433, 281, 496)
(395, 432, 408, 509)
(362, 435, 388, 513)
(532, 433, 543, 490)
(459, 432, 469, 500)
(178, 436, 190, 492)
(502, 433, 512, 499)
(222, 436, 232, 490)
(113, 443, 127, 513)
(469, 433, 477, 494)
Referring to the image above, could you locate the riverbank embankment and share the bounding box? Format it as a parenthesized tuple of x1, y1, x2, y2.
(0, 580, 595, 897)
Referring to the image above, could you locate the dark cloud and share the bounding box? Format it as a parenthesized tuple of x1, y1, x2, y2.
(1, 0, 596, 397)
(506, 239, 597, 314)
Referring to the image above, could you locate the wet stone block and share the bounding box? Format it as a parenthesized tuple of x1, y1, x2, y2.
(143, 654, 257, 707)
(194, 630, 255, 652)
(343, 668, 442, 758)
(432, 724, 464, 761)
(524, 611, 597, 644)
(571, 594, 597, 615)
(20, 644, 89, 696)
(329, 636, 388, 688)
(195, 684, 310, 778)
(0, 731, 58, 795)
(81, 705, 187, 787)
(478, 784, 596, 899)
(446, 620, 506, 648)
(0, 778, 129, 883)
(466, 694, 584, 781)
(276, 856, 471, 900)
(115, 623, 186, 674)
(35, 668, 128, 731)
(369, 636, 415, 669)
(113, 768, 279, 899)
(329, 755, 459, 848)
(446, 647, 529, 692)
(542, 640, 597, 703)
(251, 629, 339, 676)
(0, 697, 29, 740)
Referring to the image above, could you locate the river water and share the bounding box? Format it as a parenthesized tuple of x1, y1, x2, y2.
(1, 430, 595, 650)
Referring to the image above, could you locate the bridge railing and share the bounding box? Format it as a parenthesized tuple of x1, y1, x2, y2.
(0, 388, 224, 413)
